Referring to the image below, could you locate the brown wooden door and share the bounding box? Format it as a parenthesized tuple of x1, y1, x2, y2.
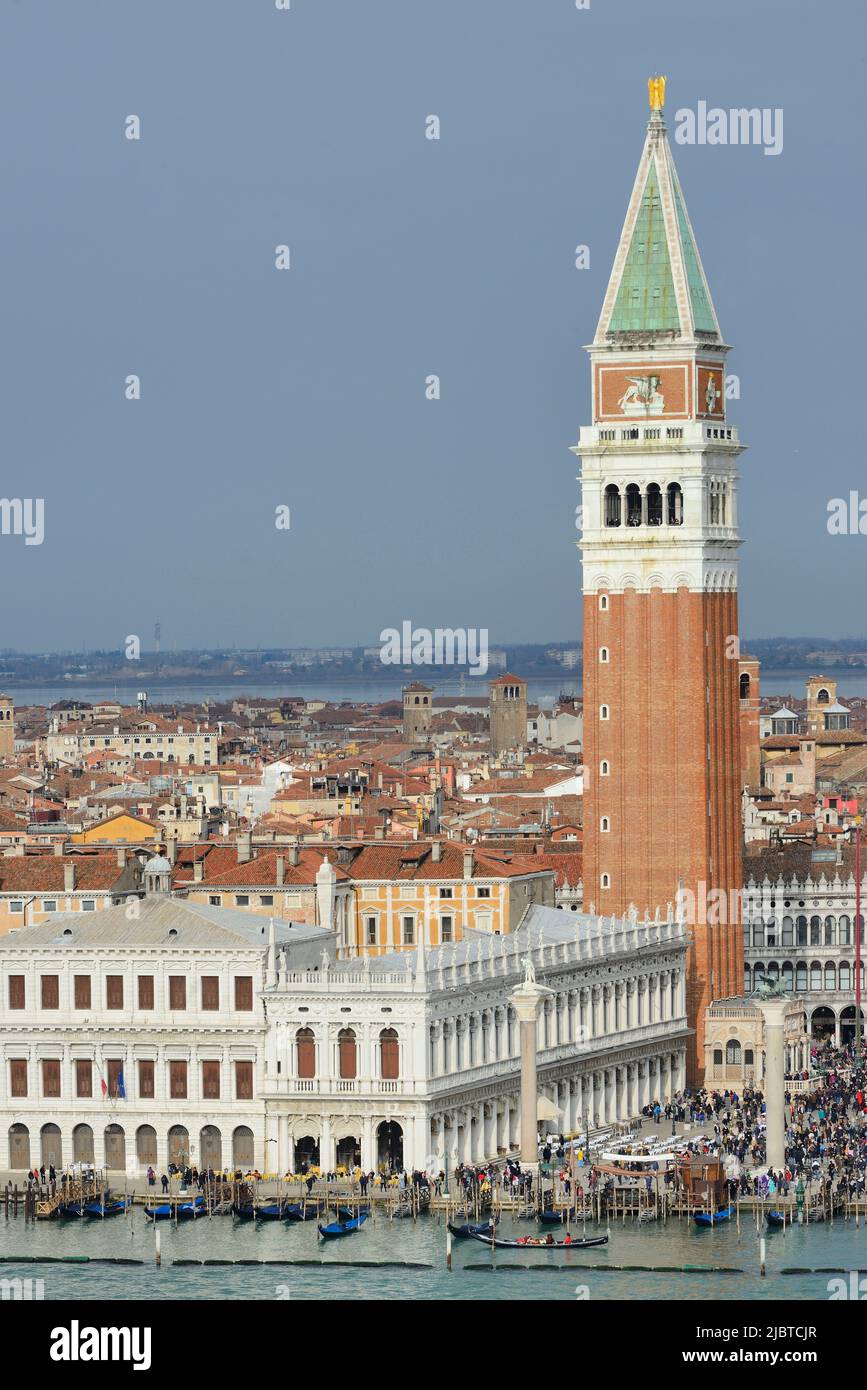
(8, 1125, 29, 1169)
(199, 1126, 222, 1168)
(73, 1125, 94, 1164)
(232, 1127, 254, 1169)
(104, 1125, 126, 1169)
(168, 1127, 190, 1165)
(40, 1125, 62, 1168)
(136, 1126, 157, 1166)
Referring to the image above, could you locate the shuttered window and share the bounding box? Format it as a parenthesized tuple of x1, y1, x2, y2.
(106, 1059, 123, 1098)
(106, 975, 124, 1010)
(235, 1061, 253, 1099)
(8, 976, 25, 1010)
(169, 977, 186, 1011)
(137, 976, 154, 1010)
(201, 977, 219, 1011)
(73, 975, 91, 1009)
(42, 1059, 61, 1098)
(138, 1059, 155, 1099)
(234, 976, 253, 1011)
(202, 1060, 221, 1098)
(41, 975, 59, 1009)
(169, 1061, 187, 1099)
(75, 1059, 92, 1097)
(296, 1028, 315, 1079)
(9, 1059, 27, 1097)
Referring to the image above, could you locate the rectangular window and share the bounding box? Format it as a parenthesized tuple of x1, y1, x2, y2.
(402, 916, 415, 945)
(169, 1060, 188, 1099)
(234, 976, 253, 1011)
(42, 1058, 61, 1098)
(137, 975, 154, 1010)
(477, 887, 491, 899)
(235, 1060, 253, 1099)
(441, 915, 453, 943)
(201, 976, 219, 1011)
(9, 1059, 27, 1097)
(208, 895, 221, 906)
(9, 900, 23, 913)
(42, 900, 57, 913)
(235, 895, 249, 907)
(75, 1058, 92, 1098)
(439, 887, 453, 899)
(169, 976, 186, 1011)
(81, 900, 95, 912)
(106, 1059, 123, 1098)
(106, 975, 124, 1010)
(74, 975, 91, 1009)
(8, 975, 25, 1010)
(365, 917, 377, 946)
(138, 1059, 155, 1099)
(41, 975, 59, 1009)
(260, 895, 274, 907)
(202, 1060, 221, 1099)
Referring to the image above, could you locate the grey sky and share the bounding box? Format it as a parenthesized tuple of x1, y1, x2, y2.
(2, 0, 864, 652)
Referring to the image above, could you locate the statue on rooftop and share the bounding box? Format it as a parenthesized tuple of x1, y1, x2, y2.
(521, 952, 536, 987)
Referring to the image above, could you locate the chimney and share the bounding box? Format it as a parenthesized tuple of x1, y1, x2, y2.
(463, 849, 474, 880)
(276, 854, 285, 886)
(166, 840, 177, 865)
(431, 841, 442, 863)
(64, 862, 75, 893)
(375, 826, 385, 840)
(238, 831, 253, 864)
(193, 859, 204, 883)
(116, 847, 126, 868)
(288, 842, 300, 867)
(53, 841, 65, 857)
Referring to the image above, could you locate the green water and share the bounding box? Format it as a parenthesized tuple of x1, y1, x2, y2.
(1, 1208, 865, 1300)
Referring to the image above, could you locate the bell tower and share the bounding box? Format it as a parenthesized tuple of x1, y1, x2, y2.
(574, 78, 744, 1081)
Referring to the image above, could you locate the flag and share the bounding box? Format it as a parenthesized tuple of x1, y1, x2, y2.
(117, 1068, 126, 1100)
(100, 1072, 107, 1099)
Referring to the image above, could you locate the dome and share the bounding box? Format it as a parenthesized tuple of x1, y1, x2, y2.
(143, 854, 172, 875)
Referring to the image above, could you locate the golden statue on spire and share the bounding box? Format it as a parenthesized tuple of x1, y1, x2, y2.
(648, 75, 666, 112)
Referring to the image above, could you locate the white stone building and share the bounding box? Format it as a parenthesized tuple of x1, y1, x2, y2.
(262, 905, 689, 1173)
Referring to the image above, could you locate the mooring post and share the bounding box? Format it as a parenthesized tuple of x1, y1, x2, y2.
(760, 1236, 766, 1277)
(155, 1225, 161, 1267)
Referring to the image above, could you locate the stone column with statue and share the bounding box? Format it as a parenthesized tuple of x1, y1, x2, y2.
(509, 953, 553, 1169)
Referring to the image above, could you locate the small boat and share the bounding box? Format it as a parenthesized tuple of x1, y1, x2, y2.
(254, 1201, 286, 1221)
(448, 1219, 498, 1239)
(84, 1197, 131, 1217)
(539, 1209, 577, 1225)
(468, 1231, 608, 1250)
(59, 1201, 85, 1218)
(694, 1205, 734, 1226)
(767, 1210, 787, 1228)
(284, 1202, 321, 1222)
(232, 1202, 255, 1220)
(317, 1212, 369, 1238)
(145, 1195, 205, 1221)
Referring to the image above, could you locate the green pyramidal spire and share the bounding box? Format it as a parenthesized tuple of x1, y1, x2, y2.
(595, 100, 722, 344)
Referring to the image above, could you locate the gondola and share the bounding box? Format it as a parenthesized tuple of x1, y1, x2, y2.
(467, 1231, 608, 1249)
(254, 1201, 286, 1220)
(144, 1195, 205, 1221)
(448, 1219, 498, 1239)
(284, 1202, 322, 1222)
(317, 1212, 369, 1238)
(59, 1201, 85, 1217)
(767, 1210, 787, 1228)
(693, 1205, 734, 1226)
(83, 1197, 131, 1217)
(232, 1202, 256, 1220)
(539, 1209, 578, 1225)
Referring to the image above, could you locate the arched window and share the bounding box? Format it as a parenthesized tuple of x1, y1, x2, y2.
(782, 916, 794, 946)
(600, 816, 610, 833)
(782, 961, 794, 990)
(744, 1049, 754, 1067)
(599, 593, 609, 611)
(795, 961, 808, 991)
(725, 1039, 741, 1065)
(599, 647, 609, 663)
(338, 1028, 357, 1080)
(379, 1028, 399, 1080)
(626, 484, 642, 526)
(296, 1027, 315, 1079)
(646, 483, 662, 526)
(667, 482, 683, 525)
(599, 704, 610, 721)
(796, 915, 808, 946)
(824, 962, 836, 991)
(824, 916, 835, 946)
(817, 688, 830, 705)
(739, 673, 750, 701)
(840, 915, 852, 946)
(810, 916, 821, 946)
(752, 922, 765, 948)
(810, 961, 822, 991)
(599, 760, 610, 776)
(840, 961, 852, 991)
(713, 1048, 723, 1067)
(743, 964, 751, 992)
(604, 485, 621, 527)
(601, 873, 611, 890)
